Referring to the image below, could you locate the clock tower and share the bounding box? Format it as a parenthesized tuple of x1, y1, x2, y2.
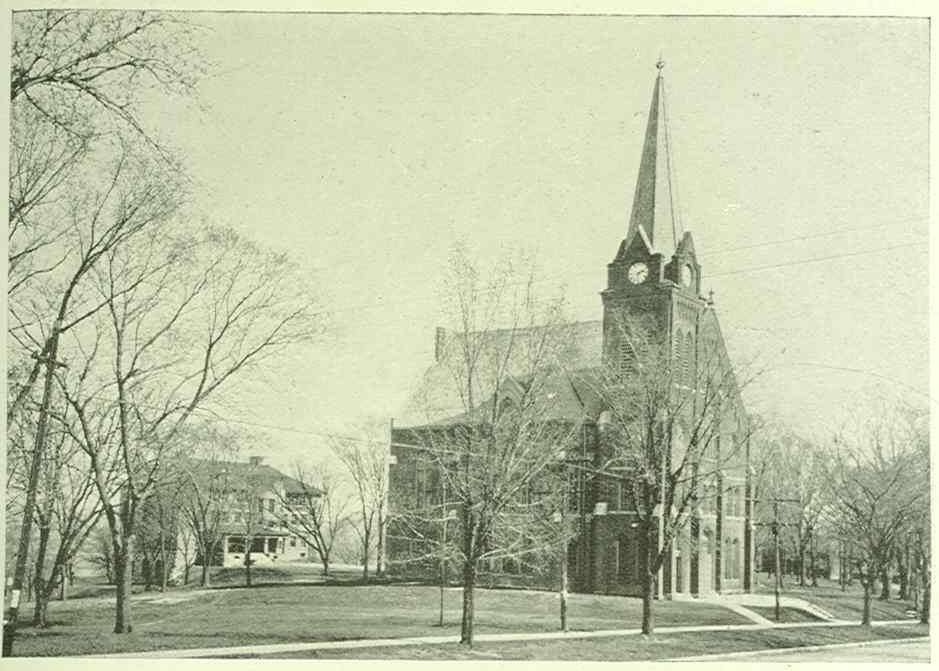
(602, 60, 707, 373)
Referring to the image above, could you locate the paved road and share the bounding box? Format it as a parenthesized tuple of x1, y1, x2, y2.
(704, 638, 930, 663)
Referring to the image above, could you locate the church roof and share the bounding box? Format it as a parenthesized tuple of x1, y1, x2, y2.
(625, 60, 683, 257)
(397, 320, 603, 427)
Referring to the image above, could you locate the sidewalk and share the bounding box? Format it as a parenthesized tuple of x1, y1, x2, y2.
(89, 618, 923, 659)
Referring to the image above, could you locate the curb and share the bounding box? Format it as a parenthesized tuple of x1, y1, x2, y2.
(667, 634, 929, 661)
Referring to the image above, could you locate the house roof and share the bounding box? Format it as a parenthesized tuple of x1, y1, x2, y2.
(182, 458, 318, 496)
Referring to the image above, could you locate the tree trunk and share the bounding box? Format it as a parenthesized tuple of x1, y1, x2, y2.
(376, 508, 385, 578)
(33, 587, 50, 628)
(920, 578, 930, 624)
(361, 527, 371, 582)
(201, 540, 212, 587)
(879, 564, 890, 600)
(559, 542, 569, 633)
(143, 554, 153, 591)
(159, 528, 169, 592)
(459, 558, 477, 646)
(184, 564, 191, 586)
(798, 544, 806, 587)
(861, 577, 872, 626)
(641, 570, 655, 635)
(322, 554, 330, 578)
(31, 524, 51, 626)
(245, 551, 253, 587)
(898, 545, 909, 601)
(113, 537, 134, 634)
(810, 540, 817, 587)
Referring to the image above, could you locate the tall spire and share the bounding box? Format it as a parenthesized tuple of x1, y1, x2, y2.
(625, 59, 682, 255)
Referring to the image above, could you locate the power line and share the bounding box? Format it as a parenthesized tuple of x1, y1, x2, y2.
(305, 237, 927, 330)
(708, 242, 923, 278)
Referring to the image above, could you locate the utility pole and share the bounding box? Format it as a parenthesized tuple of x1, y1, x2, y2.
(7, 320, 67, 651)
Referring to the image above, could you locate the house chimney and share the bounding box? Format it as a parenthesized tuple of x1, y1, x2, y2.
(434, 327, 447, 362)
(249, 456, 264, 466)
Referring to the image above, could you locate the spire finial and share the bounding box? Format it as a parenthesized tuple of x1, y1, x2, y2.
(656, 55, 665, 71)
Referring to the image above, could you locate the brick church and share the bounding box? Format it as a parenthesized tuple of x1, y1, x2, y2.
(388, 62, 753, 599)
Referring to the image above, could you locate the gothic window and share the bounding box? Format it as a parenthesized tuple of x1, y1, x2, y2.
(620, 337, 637, 376)
(674, 329, 684, 380)
(684, 333, 694, 385)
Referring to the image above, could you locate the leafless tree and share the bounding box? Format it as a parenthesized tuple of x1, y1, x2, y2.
(331, 422, 389, 581)
(175, 424, 241, 587)
(54, 222, 325, 633)
(581, 310, 756, 635)
(8, 12, 205, 620)
(228, 460, 271, 588)
(755, 425, 829, 586)
(6, 391, 106, 627)
(85, 526, 115, 584)
(394, 244, 576, 647)
(11, 10, 204, 151)
(822, 400, 928, 625)
(274, 462, 350, 577)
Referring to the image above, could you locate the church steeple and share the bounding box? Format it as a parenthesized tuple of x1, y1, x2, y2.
(625, 58, 682, 257)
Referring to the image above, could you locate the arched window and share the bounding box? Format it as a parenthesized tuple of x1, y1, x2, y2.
(684, 333, 694, 385)
(620, 337, 636, 377)
(498, 397, 514, 419)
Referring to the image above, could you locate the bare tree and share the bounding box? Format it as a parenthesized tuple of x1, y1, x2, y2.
(55, 223, 325, 633)
(331, 423, 389, 581)
(228, 462, 268, 588)
(85, 526, 115, 584)
(176, 425, 241, 587)
(8, 12, 205, 625)
(274, 463, 350, 577)
(581, 310, 755, 635)
(393, 244, 576, 647)
(11, 10, 204, 151)
(756, 426, 829, 587)
(823, 401, 928, 625)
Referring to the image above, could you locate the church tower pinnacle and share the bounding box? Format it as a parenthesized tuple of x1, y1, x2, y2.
(624, 58, 683, 257)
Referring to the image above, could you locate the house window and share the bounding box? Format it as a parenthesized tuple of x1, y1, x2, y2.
(290, 537, 297, 547)
(267, 537, 278, 554)
(268, 499, 275, 514)
(228, 537, 245, 553)
(251, 537, 266, 553)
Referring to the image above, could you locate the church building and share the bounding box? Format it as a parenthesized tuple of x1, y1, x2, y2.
(387, 62, 753, 599)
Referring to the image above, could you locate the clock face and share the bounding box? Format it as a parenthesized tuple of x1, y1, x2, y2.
(681, 264, 694, 287)
(627, 262, 649, 285)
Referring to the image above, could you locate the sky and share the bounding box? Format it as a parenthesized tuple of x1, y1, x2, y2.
(135, 13, 929, 470)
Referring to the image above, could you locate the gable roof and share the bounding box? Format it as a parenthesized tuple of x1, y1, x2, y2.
(182, 458, 317, 496)
(397, 320, 604, 427)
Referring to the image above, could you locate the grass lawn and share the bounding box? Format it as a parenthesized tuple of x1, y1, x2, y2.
(258, 623, 930, 661)
(10, 583, 749, 657)
(752, 576, 919, 622)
